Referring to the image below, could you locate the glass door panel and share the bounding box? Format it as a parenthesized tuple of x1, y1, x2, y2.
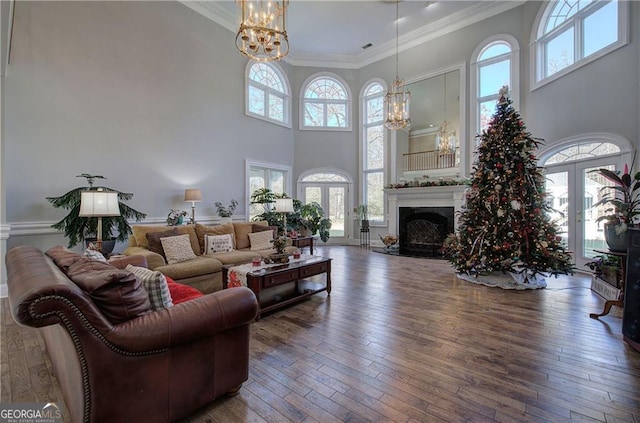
(328, 186, 346, 238)
(545, 170, 570, 249)
(582, 164, 614, 259)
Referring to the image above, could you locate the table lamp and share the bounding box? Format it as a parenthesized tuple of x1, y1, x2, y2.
(78, 189, 120, 252)
(274, 198, 294, 236)
(184, 188, 202, 224)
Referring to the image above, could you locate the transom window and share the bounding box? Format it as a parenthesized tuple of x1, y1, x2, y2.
(532, 0, 628, 89)
(300, 74, 351, 130)
(360, 81, 385, 223)
(245, 61, 291, 127)
(302, 173, 347, 182)
(544, 142, 621, 165)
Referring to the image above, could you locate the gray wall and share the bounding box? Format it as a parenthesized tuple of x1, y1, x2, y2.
(1, 0, 638, 264)
(4, 1, 294, 252)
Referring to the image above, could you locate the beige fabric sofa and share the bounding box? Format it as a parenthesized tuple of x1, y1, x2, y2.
(124, 221, 293, 293)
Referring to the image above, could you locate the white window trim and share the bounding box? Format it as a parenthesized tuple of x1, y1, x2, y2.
(359, 78, 387, 225)
(245, 61, 292, 129)
(299, 72, 353, 132)
(530, 0, 629, 91)
(245, 160, 292, 220)
(537, 132, 634, 165)
(470, 34, 520, 143)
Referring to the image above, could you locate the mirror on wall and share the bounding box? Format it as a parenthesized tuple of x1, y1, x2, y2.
(395, 68, 462, 181)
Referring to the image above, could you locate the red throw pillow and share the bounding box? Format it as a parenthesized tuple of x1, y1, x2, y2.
(165, 276, 203, 304)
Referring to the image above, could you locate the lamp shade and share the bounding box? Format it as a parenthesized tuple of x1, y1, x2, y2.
(274, 198, 294, 213)
(184, 189, 202, 202)
(78, 191, 120, 217)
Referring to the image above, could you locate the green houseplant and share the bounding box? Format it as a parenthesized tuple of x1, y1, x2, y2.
(298, 202, 332, 242)
(592, 159, 640, 252)
(214, 199, 238, 218)
(47, 174, 147, 250)
(354, 204, 369, 229)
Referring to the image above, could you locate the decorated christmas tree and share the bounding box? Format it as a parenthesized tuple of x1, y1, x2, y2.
(443, 87, 573, 286)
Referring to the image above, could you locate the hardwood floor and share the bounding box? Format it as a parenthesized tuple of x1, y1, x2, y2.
(2, 245, 639, 422)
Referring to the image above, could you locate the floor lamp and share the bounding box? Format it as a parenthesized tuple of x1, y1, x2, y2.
(79, 189, 120, 253)
(274, 198, 294, 236)
(184, 188, 202, 224)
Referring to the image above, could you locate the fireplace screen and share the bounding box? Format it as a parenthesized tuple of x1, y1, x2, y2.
(399, 207, 454, 257)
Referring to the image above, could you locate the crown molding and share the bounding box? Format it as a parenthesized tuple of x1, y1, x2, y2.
(180, 0, 525, 69)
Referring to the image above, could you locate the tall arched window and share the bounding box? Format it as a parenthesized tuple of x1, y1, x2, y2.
(360, 80, 385, 223)
(245, 61, 291, 127)
(531, 0, 628, 89)
(470, 35, 519, 137)
(300, 74, 351, 130)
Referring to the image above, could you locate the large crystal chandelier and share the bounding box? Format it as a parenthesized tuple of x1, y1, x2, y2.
(236, 0, 289, 62)
(384, 0, 411, 130)
(436, 72, 457, 154)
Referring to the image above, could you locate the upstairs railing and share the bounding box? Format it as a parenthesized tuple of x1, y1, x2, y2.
(403, 149, 459, 171)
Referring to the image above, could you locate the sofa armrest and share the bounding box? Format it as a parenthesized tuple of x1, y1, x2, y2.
(123, 246, 166, 269)
(106, 287, 258, 352)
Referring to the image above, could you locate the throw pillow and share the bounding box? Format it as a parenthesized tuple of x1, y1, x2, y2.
(83, 248, 107, 262)
(249, 230, 275, 251)
(233, 222, 256, 250)
(145, 228, 180, 259)
(132, 225, 201, 255)
(165, 276, 203, 304)
(66, 258, 151, 324)
(160, 234, 197, 264)
(252, 224, 279, 238)
(205, 234, 235, 254)
(125, 264, 173, 310)
(195, 222, 235, 253)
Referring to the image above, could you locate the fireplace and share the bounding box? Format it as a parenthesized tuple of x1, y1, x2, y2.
(399, 207, 454, 257)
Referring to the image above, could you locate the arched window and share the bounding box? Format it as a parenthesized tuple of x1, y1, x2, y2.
(300, 74, 351, 130)
(245, 61, 291, 127)
(543, 141, 621, 165)
(359, 80, 386, 223)
(470, 35, 519, 136)
(531, 0, 628, 89)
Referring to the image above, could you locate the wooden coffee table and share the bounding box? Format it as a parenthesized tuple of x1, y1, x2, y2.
(222, 256, 331, 320)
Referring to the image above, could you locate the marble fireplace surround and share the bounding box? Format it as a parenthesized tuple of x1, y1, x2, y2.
(384, 185, 468, 236)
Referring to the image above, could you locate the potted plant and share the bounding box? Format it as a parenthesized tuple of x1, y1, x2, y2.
(592, 159, 640, 252)
(298, 202, 332, 242)
(167, 209, 187, 226)
(214, 199, 238, 223)
(46, 174, 147, 252)
(586, 254, 622, 288)
(354, 204, 369, 229)
(251, 188, 288, 232)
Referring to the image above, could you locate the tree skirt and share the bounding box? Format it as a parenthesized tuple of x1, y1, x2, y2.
(457, 271, 547, 290)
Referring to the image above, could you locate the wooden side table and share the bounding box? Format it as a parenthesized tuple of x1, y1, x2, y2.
(590, 248, 627, 319)
(291, 236, 314, 255)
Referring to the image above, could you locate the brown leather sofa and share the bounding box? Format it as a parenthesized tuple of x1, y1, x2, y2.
(5, 245, 258, 423)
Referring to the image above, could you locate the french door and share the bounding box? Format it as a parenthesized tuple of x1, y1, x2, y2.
(544, 157, 618, 270)
(299, 182, 349, 244)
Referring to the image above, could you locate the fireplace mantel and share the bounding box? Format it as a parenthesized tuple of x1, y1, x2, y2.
(384, 185, 467, 235)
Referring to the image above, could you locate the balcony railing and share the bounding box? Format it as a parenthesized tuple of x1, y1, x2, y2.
(403, 149, 459, 171)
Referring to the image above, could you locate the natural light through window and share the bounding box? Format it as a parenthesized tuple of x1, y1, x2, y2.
(361, 81, 385, 222)
(301, 75, 350, 130)
(534, 0, 626, 87)
(544, 142, 621, 165)
(246, 62, 290, 127)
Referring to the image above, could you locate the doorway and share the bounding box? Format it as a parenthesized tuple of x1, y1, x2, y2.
(298, 170, 352, 244)
(541, 137, 632, 270)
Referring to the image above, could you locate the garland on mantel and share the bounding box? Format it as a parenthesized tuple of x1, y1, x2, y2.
(386, 178, 470, 189)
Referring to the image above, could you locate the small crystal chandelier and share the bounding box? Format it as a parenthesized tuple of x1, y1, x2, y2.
(436, 72, 457, 154)
(236, 0, 289, 62)
(384, 0, 411, 130)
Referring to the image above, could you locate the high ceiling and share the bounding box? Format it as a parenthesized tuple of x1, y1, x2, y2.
(181, 1, 525, 68)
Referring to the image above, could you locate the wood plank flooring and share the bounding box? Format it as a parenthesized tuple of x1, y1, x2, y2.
(2, 245, 639, 422)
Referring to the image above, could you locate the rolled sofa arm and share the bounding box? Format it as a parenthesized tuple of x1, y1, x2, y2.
(106, 287, 258, 352)
(123, 246, 166, 269)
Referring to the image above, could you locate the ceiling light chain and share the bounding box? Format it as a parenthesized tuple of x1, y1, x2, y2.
(384, 0, 411, 130)
(236, 0, 289, 62)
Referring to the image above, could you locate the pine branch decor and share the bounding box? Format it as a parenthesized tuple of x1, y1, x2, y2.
(442, 87, 574, 281)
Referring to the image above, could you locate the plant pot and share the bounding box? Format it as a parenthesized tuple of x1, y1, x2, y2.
(268, 253, 290, 264)
(604, 222, 629, 253)
(84, 238, 116, 255)
(361, 219, 370, 230)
